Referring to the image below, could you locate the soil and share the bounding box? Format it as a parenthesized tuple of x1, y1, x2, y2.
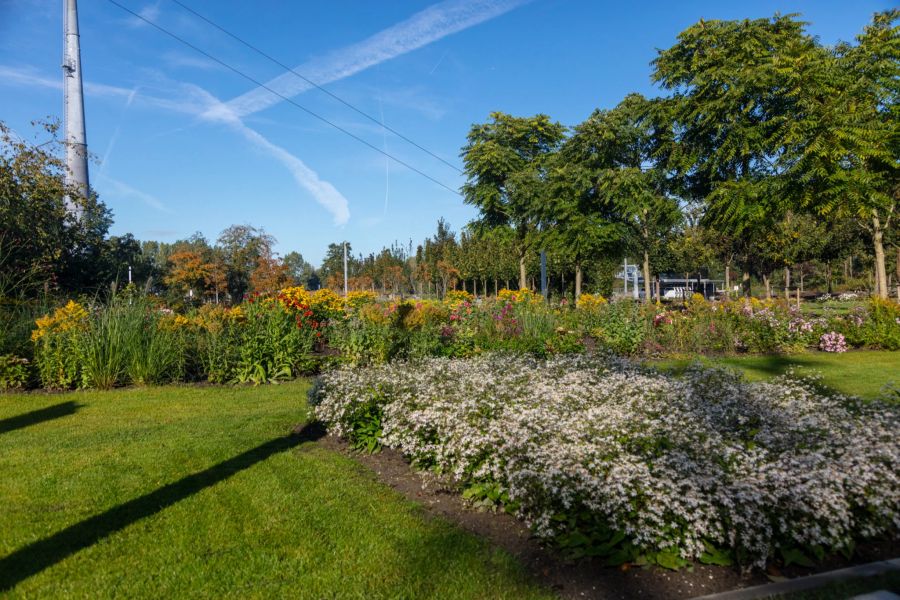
(317, 435, 753, 599)
(315, 434, 898, 600)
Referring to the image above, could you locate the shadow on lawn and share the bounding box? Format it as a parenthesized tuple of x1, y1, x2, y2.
(727, 354, 828, 378)
(0, 420, 326, 592)
(0, 401, 81, 435)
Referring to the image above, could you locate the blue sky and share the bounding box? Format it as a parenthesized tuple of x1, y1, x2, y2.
(0, 0, 890, 264)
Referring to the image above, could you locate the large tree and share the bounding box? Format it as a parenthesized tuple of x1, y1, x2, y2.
(783, 10, 899, 297)
(562, 95, 681, 301)
(652, 15, 818, 291)
(216, 224, 275, 301)
(461, 112, 566, 289)
(0, 120, 112, 296)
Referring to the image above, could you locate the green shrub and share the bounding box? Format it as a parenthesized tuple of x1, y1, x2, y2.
(589, 301, 648, 355)
(233, 299, 315, 384)
(77, 299, 144, 390)
(128, 319, 186, 385)
(0, 354, 30, 391)
(198, 320, 240, 384)
(32, 301, 87, 389)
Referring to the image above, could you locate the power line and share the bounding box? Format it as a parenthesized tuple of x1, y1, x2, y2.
(169, 0, 462, 175)
(105, 0, 461, 196)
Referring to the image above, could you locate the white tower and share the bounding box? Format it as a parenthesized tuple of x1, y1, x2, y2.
(63, 0, 89, 217)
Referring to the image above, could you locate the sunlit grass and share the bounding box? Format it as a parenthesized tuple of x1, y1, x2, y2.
(0, 382, 549, 599)
(648, 350, 900, 399)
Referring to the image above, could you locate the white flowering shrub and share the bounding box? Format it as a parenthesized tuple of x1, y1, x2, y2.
(312, 354, 899, 570)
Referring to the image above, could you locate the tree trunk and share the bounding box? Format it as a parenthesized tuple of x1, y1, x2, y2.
(642, 251, 652, 303)
(826, 262, 833, 294)
(895, 246, 900, 284)
(873, 214, 888, 299)
(784, 266, 791, 302)
(724, 264, 730, 297)
(494, 278, 498, 296)
(574, 263, 583, 300)
(742, 271, 751, 298)
(764, 274, 771, 300)
(518, 254, 527, 290)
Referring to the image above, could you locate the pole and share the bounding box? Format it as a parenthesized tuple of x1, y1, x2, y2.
(63, 0, 89, 217)
(128, 265, 132, 285)
(540, 250, 547, 299)
(623, 258, 628, 295)
(342, 242, 348, 296)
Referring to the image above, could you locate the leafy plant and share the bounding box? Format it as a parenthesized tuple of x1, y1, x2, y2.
(0, 354, 30, 391)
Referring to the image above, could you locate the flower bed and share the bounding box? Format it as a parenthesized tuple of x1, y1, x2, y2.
(18, 288, 900, 390)
(312, 354, 900, 570)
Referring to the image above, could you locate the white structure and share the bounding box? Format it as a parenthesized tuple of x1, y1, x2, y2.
(63, 0, 89, 217)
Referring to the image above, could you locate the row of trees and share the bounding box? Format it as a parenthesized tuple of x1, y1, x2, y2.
(3, 12, 895, 304)
(1, 116, 892, 305)
(461, 11, 898, 299)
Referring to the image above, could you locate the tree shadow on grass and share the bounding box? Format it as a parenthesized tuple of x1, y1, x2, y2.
(726, 354, 828, 378)
(0, 401, 81, 435)
(0, 420, 326, 592)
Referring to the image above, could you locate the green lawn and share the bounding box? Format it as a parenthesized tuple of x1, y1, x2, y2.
(648, 350, 900, 399)
(0, 382, 550, 599)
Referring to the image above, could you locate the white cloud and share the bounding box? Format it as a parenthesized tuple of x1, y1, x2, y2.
(161, 50, 225, 72)
(221, 0, 529, 119)
(1, 0, 522, 225)
(126, 2, 161, 27)
(95, 173, 172, 213)
(0, 64, 350, 224)
(0, 64, 133, 100)
(191, 86, 351, 225)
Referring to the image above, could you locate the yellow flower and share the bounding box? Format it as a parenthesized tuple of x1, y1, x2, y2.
(31, 300, 88, 342)
(279, 286, 311, 306)
(309, 288, 344, 316)
(576, 293, 608, 310)
(444, 289, 474, 307)
(345, 290, 377, 310)
(497, 288, 542, 305)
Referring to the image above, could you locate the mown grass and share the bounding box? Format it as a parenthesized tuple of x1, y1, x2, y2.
(648, 350, 900, 399)
(0, 382, 551, 599)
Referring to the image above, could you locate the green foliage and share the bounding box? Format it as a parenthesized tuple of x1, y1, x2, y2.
(33, 326, 82, 390)
(77, 298, 144, 390)
(198, 321, 240, 384)
(128, 324, 186, 386)
(233, 300, 316, 384)
(839, 299, 900, 350)
(345, 397, 384, 454)
(589, 301, 648, 355)
(0, 355, 30, 391)
(0, 121, 113, 297)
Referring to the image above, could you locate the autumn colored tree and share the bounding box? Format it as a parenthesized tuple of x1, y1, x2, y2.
(164, 250, 210, 299)
(249, 255, 292, 294)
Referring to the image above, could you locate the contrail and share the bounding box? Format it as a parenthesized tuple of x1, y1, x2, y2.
(222, 0, 530, 119)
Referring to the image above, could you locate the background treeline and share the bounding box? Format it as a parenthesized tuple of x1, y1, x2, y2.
(2, 11, 897, 311)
